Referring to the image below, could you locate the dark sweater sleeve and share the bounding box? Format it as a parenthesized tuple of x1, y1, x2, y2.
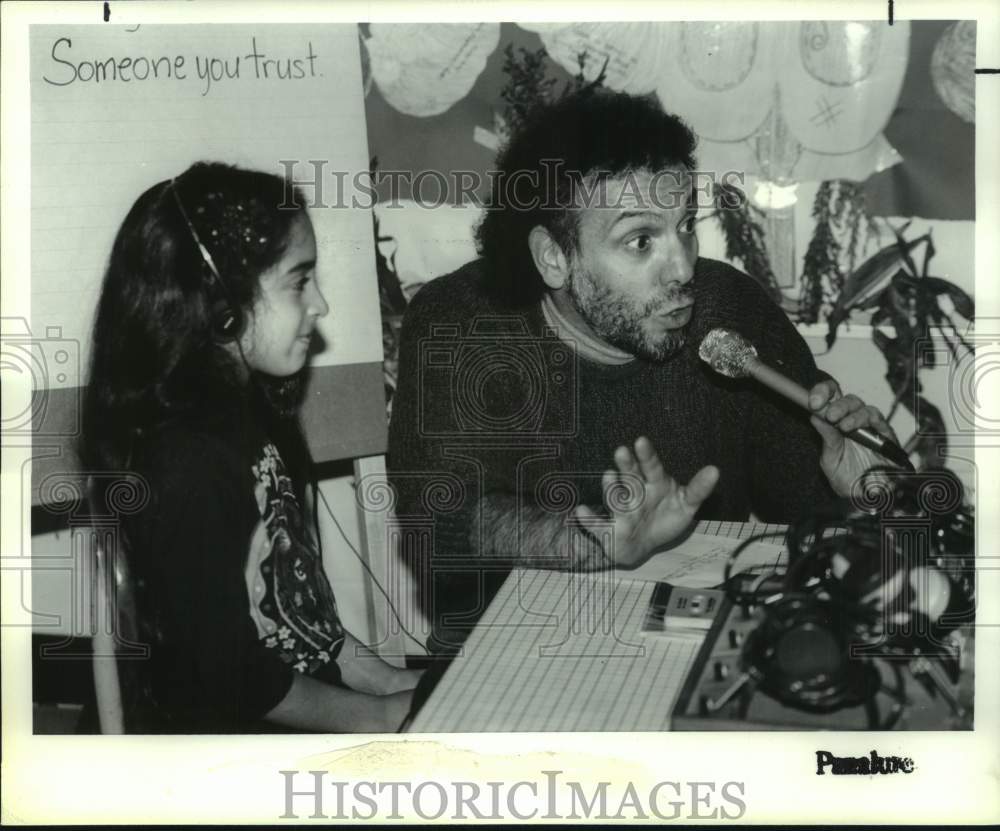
(390, 276, 477, 521)
(134, 433, 293, 731)
(389, 266, 531, 523)
(388, 268, 522, 648)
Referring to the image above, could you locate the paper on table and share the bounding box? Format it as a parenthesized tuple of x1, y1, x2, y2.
(410, 521, 784, 731)
(409, 569, 703, 732)
(612, 533, 788, 588)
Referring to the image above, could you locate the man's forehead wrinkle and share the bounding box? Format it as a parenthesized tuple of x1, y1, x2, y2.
(574, 168, 694, 233)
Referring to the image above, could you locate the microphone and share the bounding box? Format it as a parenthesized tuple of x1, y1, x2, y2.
(698, 328, 914, 471)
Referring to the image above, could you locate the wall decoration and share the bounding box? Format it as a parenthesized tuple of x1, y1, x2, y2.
(656, 21, 910, 182)
(654, 21, 910, 295)
(930, 21, 976, 124)
(364, 23, 501, 117)
(516, 22, 668, 95)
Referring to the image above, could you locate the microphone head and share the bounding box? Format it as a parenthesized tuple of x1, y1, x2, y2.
(699, 328, 758, 378)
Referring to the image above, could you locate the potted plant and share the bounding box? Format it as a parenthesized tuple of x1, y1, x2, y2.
(823, 222, 975, 470)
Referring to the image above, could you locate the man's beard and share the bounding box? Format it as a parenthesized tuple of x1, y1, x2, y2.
(568, 265, 693, 362)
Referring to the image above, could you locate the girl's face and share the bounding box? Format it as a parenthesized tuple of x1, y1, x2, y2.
(241, 213, 328, 377)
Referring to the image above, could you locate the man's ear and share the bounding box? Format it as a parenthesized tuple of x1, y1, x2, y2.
(528, 225, 570, 291)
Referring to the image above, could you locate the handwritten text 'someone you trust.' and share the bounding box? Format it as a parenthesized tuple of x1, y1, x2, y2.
(43, 36, 320, 96)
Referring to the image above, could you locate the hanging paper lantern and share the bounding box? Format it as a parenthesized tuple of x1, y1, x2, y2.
(655, 21, 910, 182)
(661, 21, 773, 143)
(782, 21, 909, 156)
(798, 20, 883, 86)
(931, 21, 976, 124)
(366, 23, 501, 117)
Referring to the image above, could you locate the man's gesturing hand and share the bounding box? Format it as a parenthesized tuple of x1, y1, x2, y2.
(574, 436, 719, 568)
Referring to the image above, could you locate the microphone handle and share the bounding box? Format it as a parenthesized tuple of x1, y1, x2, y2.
(745, 357, 915, 471)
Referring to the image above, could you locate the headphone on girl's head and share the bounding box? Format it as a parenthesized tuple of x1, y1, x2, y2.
(169, 178, 243, 341)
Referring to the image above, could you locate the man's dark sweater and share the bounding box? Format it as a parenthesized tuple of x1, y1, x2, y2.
(388, 257, 835, 651)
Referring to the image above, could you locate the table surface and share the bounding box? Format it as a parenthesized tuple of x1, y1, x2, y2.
(408, 520, 787, 733)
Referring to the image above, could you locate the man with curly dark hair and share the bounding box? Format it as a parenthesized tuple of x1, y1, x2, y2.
(389, 89, 896, 653)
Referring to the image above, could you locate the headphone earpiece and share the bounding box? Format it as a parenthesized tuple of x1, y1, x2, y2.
(209, 295, 241, 341)
(200, 264, 243, 341)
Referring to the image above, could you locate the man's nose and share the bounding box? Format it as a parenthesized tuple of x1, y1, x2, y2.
(660, 244, 696, 288)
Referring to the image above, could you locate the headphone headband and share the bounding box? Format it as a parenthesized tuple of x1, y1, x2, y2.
(169, 177, 240, 339)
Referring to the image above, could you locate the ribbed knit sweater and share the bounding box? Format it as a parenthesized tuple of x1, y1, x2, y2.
(388, 257, 835, 651)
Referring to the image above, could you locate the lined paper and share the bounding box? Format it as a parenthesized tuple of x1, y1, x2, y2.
(614, 533, 788, 587)
(409, 521, 816, 732)
(409, 568, 701, 732)
(30, 24, 380, 387)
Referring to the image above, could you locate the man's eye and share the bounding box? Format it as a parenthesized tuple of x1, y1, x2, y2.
(679, 214, 697, 234)
(627, 234, 652, 252)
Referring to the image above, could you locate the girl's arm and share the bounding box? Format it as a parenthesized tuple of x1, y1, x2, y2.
(336, 632, 424, 696)
(264, 673, 413, 733)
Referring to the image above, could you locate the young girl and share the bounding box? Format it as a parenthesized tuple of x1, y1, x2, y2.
(80, 161, 420, 733)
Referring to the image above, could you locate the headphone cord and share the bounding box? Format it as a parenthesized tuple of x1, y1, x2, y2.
(209, 225, 426, 656)
(312, 480, 430, 654)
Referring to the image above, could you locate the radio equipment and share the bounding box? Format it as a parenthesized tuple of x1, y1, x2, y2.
(672, 468, 975, 730)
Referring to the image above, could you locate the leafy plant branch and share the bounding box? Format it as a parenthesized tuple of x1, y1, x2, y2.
(824, 221, 975, 469)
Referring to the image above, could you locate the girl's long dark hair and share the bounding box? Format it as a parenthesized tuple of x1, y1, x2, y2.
(79, 161, 307, 477)
(79, 163, 313, 730)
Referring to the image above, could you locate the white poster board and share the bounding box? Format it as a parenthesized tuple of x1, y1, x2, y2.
(30, 23, 382, 388)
